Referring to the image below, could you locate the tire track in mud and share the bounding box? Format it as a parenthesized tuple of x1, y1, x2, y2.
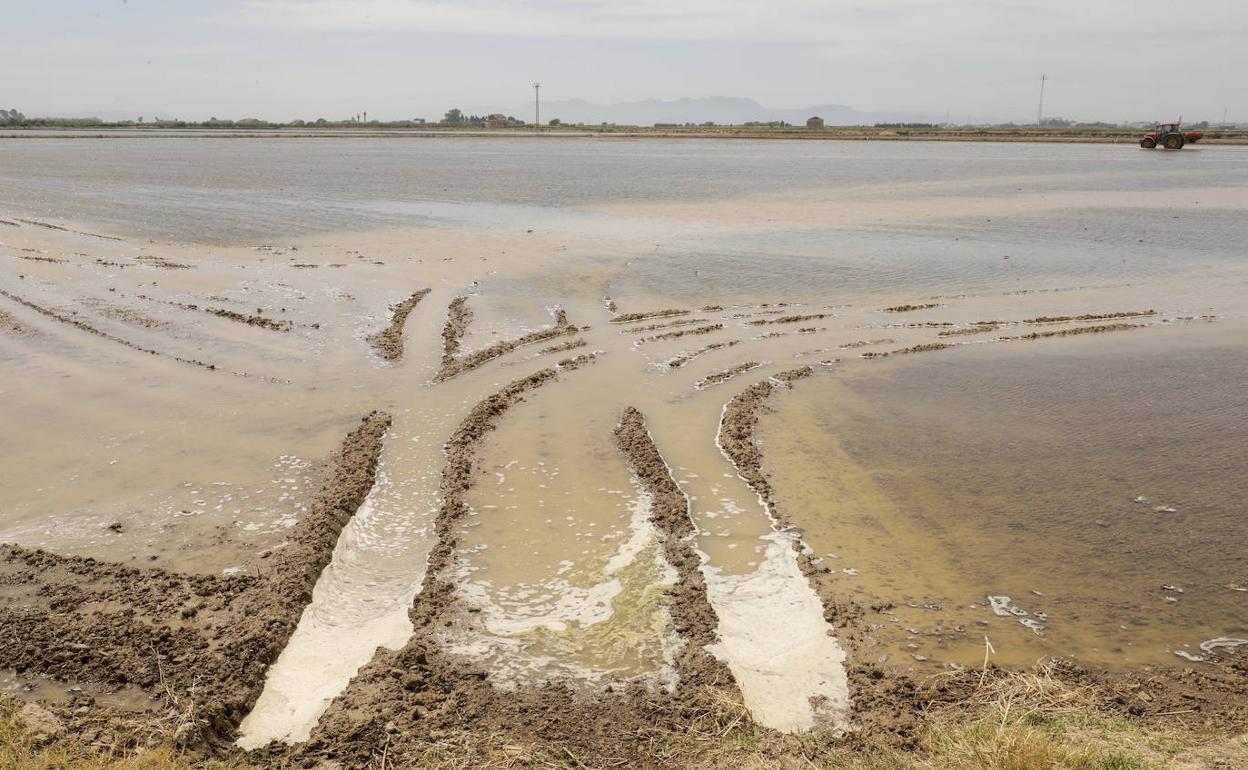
(365, 288, 430, 361)
(434, 297, 579, 381)
(0, 289, 228, 374)
(266, 354, 769, 769)
(613, 407, 736, 693)
(0, 412, 390, 750)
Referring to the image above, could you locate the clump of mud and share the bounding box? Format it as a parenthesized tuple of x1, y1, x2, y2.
(538, 337, 586, 355)
(882, 303, 940, 313)
(365, 288, 430, 361)
(440, 296, 473, 364)
(611, 308, 689, 324)
(1023, 310, 1155, 324)
(0, 412, 391, 751)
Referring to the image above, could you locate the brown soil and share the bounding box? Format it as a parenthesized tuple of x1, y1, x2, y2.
(639, 323, 723, 343)
(666, 340, 739, 368)
(435, 304, 579, 382)
(1003, 322, 1143, 340)
(614, 407, 736, 691)
(365, 288, 430, 361)
(0, 412, 391, 752)
(746, 313, 830, 326)
(611, 308, 689, 324)
(882, 304, 940, 313)
(1023, 310, 1156, 324)
(694, 362, 761, 389)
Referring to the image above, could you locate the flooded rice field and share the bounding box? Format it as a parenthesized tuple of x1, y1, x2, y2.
(0, 136, 1245, 766)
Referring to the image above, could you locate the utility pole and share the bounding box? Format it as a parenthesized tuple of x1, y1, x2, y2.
(533, 82, 541, 128)
(1036, 74, 1046, 126)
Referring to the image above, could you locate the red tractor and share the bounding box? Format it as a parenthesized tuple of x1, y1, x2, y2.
(1140, 121, 1203, 149)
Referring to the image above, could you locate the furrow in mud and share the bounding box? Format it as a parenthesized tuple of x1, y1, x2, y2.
(365, 288, 430, 361)
(613, 407, 736, 692)
(434, 306, 578, 381)
(0, 411, 390, 750)
(0, 289, 226, 373)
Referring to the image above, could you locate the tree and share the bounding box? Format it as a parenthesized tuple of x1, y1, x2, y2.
(443, 108, 464, 125)
(548, 118, 561, 126)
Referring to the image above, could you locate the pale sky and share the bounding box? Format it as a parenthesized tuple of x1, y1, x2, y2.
(6, 0, 1246, 123)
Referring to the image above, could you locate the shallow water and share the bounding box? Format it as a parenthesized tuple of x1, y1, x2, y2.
(1, 135, 1246, 744)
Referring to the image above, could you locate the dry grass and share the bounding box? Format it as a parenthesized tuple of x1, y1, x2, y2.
(6, 670, 1245, 769)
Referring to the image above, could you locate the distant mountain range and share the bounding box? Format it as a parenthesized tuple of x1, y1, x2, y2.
(484, 96, 950, 126)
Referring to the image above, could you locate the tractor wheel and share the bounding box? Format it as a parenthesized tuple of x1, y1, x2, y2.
(1164, 134, 1185, 150)
(1140, 137, 1156, 149)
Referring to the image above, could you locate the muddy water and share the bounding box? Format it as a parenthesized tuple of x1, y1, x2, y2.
(3, 137, 1247, 747)
(760, 322, 1248, 670)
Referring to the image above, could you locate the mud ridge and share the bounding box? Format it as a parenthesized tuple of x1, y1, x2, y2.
(365, 288, 430, 361)
(746, 313, 830, 326)
(162, 300, 293, 332)
(1002, 322, 1144, 340)
(1022, 310, 1155, 324)
(134, 255, 193, 270)
(610, 308, 689, 324)
(882, 303, 940, 313)
(0, 307, 35, 336)
(435, 305, 578, 382)
(666, 339, 739, 368)
(638, 323, 723, 343)
(695, 361, 762, 389)
(0, 411, 391, 751)
(439, 296, 473, 365)
(537, 337, 586, 355)
(939, 323, 999, 337)
(620, 317, 709, 334)
(614, 407, 737, 692)
(16, 254, 68, 264)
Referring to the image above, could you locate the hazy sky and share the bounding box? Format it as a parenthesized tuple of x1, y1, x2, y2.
(6, 0, 1246, 122)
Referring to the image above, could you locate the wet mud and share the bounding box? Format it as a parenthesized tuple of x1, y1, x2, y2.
(1003, 322, 1143, 340)
(435, 306, 579, 381)
(882, 303, 940, 313)
(746, 313, 831, 326)
(611, 308, 690, 324)
(1022, 310, 1156, 324)
(666, 339, 740, 368)
(694, 362, 762, 389)
(0, 412, 390, 751)
(639, 323, 723, 343)
(365, 288, 430, 361)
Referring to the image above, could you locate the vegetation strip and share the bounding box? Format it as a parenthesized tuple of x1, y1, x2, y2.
(365, 288, 430, 360)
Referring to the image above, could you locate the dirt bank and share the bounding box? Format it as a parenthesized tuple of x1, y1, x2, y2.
(0, 412, 390, 752)
(365, 288, 430, 360)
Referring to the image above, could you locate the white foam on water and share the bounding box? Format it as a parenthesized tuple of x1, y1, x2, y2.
(707, 398, 850, 733)
(702, 532, 849, 733)
(237, 459, 437, 749)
